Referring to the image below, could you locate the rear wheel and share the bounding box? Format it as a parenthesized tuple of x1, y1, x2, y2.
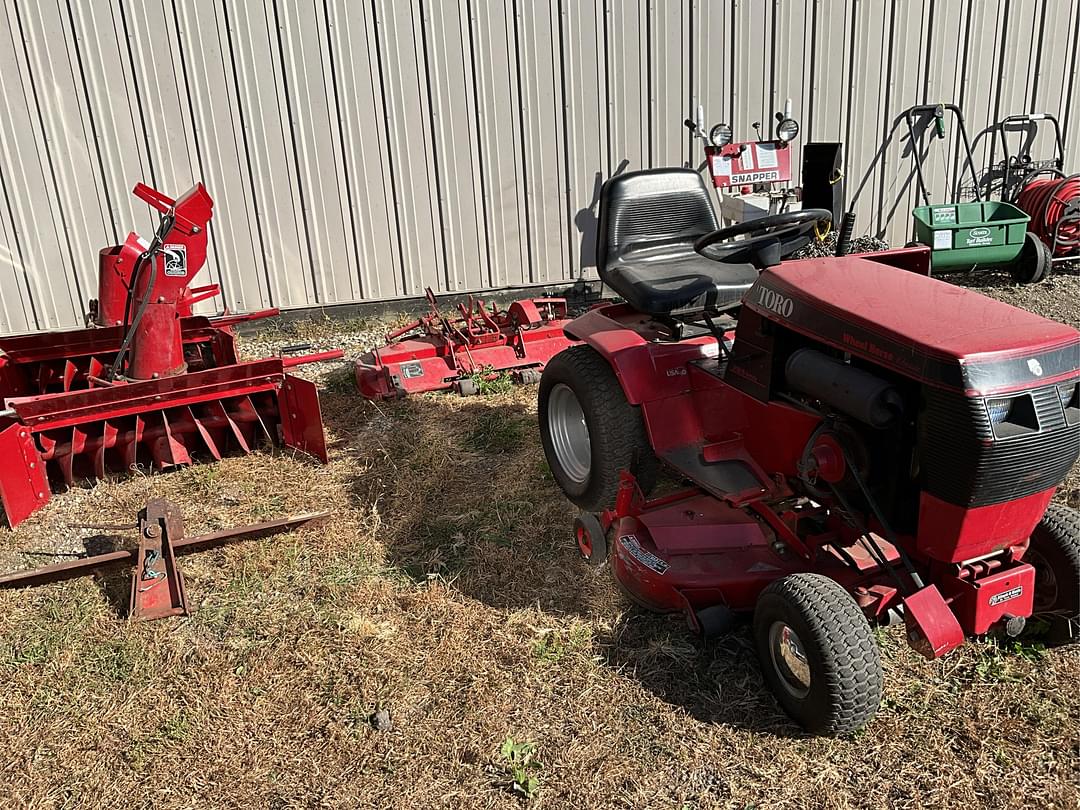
(1022, 503, 1080, 646)
(1010, 232, 1052, 284)
(753, 574, 882, 735)
(538, 345, 658, 510)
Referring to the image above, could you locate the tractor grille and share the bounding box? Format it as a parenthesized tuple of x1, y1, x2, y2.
(920, 383, 1080, 507)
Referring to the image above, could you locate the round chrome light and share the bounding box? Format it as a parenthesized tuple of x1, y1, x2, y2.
(776, 117, 800, 142)
(709, 122, 733, 147)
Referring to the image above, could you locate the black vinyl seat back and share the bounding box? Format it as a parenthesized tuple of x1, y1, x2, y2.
(596, 168, 759, 317)
(597, 168, 720, 271)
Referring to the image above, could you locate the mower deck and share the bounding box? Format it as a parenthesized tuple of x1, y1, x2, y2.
(355, 289, 577, 398)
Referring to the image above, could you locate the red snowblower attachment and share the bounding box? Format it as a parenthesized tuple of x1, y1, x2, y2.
(355, 288, 576, 399)
(0, 183, 341, 528)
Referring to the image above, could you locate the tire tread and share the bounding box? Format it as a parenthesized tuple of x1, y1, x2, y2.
(756, 573, 882, 734)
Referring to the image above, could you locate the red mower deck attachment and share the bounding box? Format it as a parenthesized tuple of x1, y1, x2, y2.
(0, 183, 341, 528)
(355, 288, 576, 399)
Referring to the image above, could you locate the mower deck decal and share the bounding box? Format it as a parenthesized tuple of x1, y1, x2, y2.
(400, 361, 424, 378)
(620, 534, 670, 575)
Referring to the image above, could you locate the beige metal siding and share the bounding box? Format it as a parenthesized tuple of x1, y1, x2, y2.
(0, 0, 1077, 333)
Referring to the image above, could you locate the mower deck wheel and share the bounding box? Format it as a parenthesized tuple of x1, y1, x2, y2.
(573, 512, 607, 565)
(538, 345, 658, 510)
(1010, 232, 1052, 284)
(1022, 503, 1080, 646)
(753, 574, 882, 735)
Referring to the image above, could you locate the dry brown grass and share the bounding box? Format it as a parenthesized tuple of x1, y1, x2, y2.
(1, 271, 1079, 809)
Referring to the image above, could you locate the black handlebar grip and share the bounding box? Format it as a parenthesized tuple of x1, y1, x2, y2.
(834, 212, 856, 256)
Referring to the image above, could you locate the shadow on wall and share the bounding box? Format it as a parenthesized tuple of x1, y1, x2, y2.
(848, 110, 956, 241)
(573, 159, 630, 274)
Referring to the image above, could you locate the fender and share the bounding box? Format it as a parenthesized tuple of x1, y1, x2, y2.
(564, 303, 717, 405)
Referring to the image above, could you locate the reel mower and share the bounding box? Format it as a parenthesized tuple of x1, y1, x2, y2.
(0, 183, 341, 528)
(538, 167, 1080, 734)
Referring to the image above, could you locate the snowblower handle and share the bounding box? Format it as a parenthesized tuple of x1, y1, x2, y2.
(132, 183, 176, 214)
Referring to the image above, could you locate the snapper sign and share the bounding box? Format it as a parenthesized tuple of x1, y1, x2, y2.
(706, 140, 793, 189)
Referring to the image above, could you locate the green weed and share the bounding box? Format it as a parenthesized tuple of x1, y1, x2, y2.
(499, 737, 542, 799)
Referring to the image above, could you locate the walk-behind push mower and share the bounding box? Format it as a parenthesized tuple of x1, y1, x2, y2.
(903, 104, 1050, 283)
(0, 183, 342, 528)
(355, 288, 576, 399)
(537, 167, 1080, 734)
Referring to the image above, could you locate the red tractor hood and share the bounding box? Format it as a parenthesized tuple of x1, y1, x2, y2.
(745, 256, 1080, 395)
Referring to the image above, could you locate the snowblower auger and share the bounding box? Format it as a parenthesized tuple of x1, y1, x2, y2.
(0, 183, 341, 528)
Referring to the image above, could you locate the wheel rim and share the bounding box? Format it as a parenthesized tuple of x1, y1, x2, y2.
(768, 621, 812, 699)
(548, 383, 591, 484)
(576, 524, 593, 559)
(1027, 547, 1059, 612)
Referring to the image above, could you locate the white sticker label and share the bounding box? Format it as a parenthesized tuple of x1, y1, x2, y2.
(933, 230, 952, 250)
(162, 244, 188, 277)
(989, 585, 1023, 606)
(731, 169, 781, 184)
(754, 142, 779, 169)
(620, 534, 669, 575)
(710, 154, 733, 178)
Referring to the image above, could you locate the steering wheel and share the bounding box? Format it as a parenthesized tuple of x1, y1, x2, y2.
(693, 209, 833, 267)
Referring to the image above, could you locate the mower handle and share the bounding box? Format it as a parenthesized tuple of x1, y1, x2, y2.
(903, 104, 983, 206)
(994, 113, 1065, 200)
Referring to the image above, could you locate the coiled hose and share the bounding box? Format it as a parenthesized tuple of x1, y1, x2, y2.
(1014, 174, 1080, 256)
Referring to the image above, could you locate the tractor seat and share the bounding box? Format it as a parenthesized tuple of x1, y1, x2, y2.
(597, 168, 759, 316)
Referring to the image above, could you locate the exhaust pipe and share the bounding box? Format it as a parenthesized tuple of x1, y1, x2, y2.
(785, 349, 903, 428)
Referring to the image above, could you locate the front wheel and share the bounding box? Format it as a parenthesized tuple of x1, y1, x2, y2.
(538, 345, 658, 510)
(753, 574, 882, 735)
(1022, 503, 1080, 646)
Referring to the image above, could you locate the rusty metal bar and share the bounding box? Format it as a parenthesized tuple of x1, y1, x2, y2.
(0, 510, 329, 590)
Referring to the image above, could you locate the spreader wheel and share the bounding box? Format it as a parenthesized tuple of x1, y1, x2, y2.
(573, 512, 607, 565)
(538, 345, 658, 510)
(1010, 232, 1052, 284)
(753, 574, 882, 735)
(1022, 503, 1080, 646)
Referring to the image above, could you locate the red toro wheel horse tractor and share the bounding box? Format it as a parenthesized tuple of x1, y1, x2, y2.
(538, 168, 1080, 734)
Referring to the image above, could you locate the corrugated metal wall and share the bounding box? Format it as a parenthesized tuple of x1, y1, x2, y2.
(0, 0, 1077, 334)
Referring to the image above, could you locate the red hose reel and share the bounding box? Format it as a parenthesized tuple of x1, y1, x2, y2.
(1014, 174, 1080, 257)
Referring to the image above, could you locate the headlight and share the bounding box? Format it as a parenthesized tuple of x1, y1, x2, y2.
(986, 398, 1012, 424)
(985, 394, 1039, 438)
(1060, 382, 1079, 424)
(776, 117, 800, 142)
(709, 123, 733, 147)
(1057, 381, 1078, 409)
